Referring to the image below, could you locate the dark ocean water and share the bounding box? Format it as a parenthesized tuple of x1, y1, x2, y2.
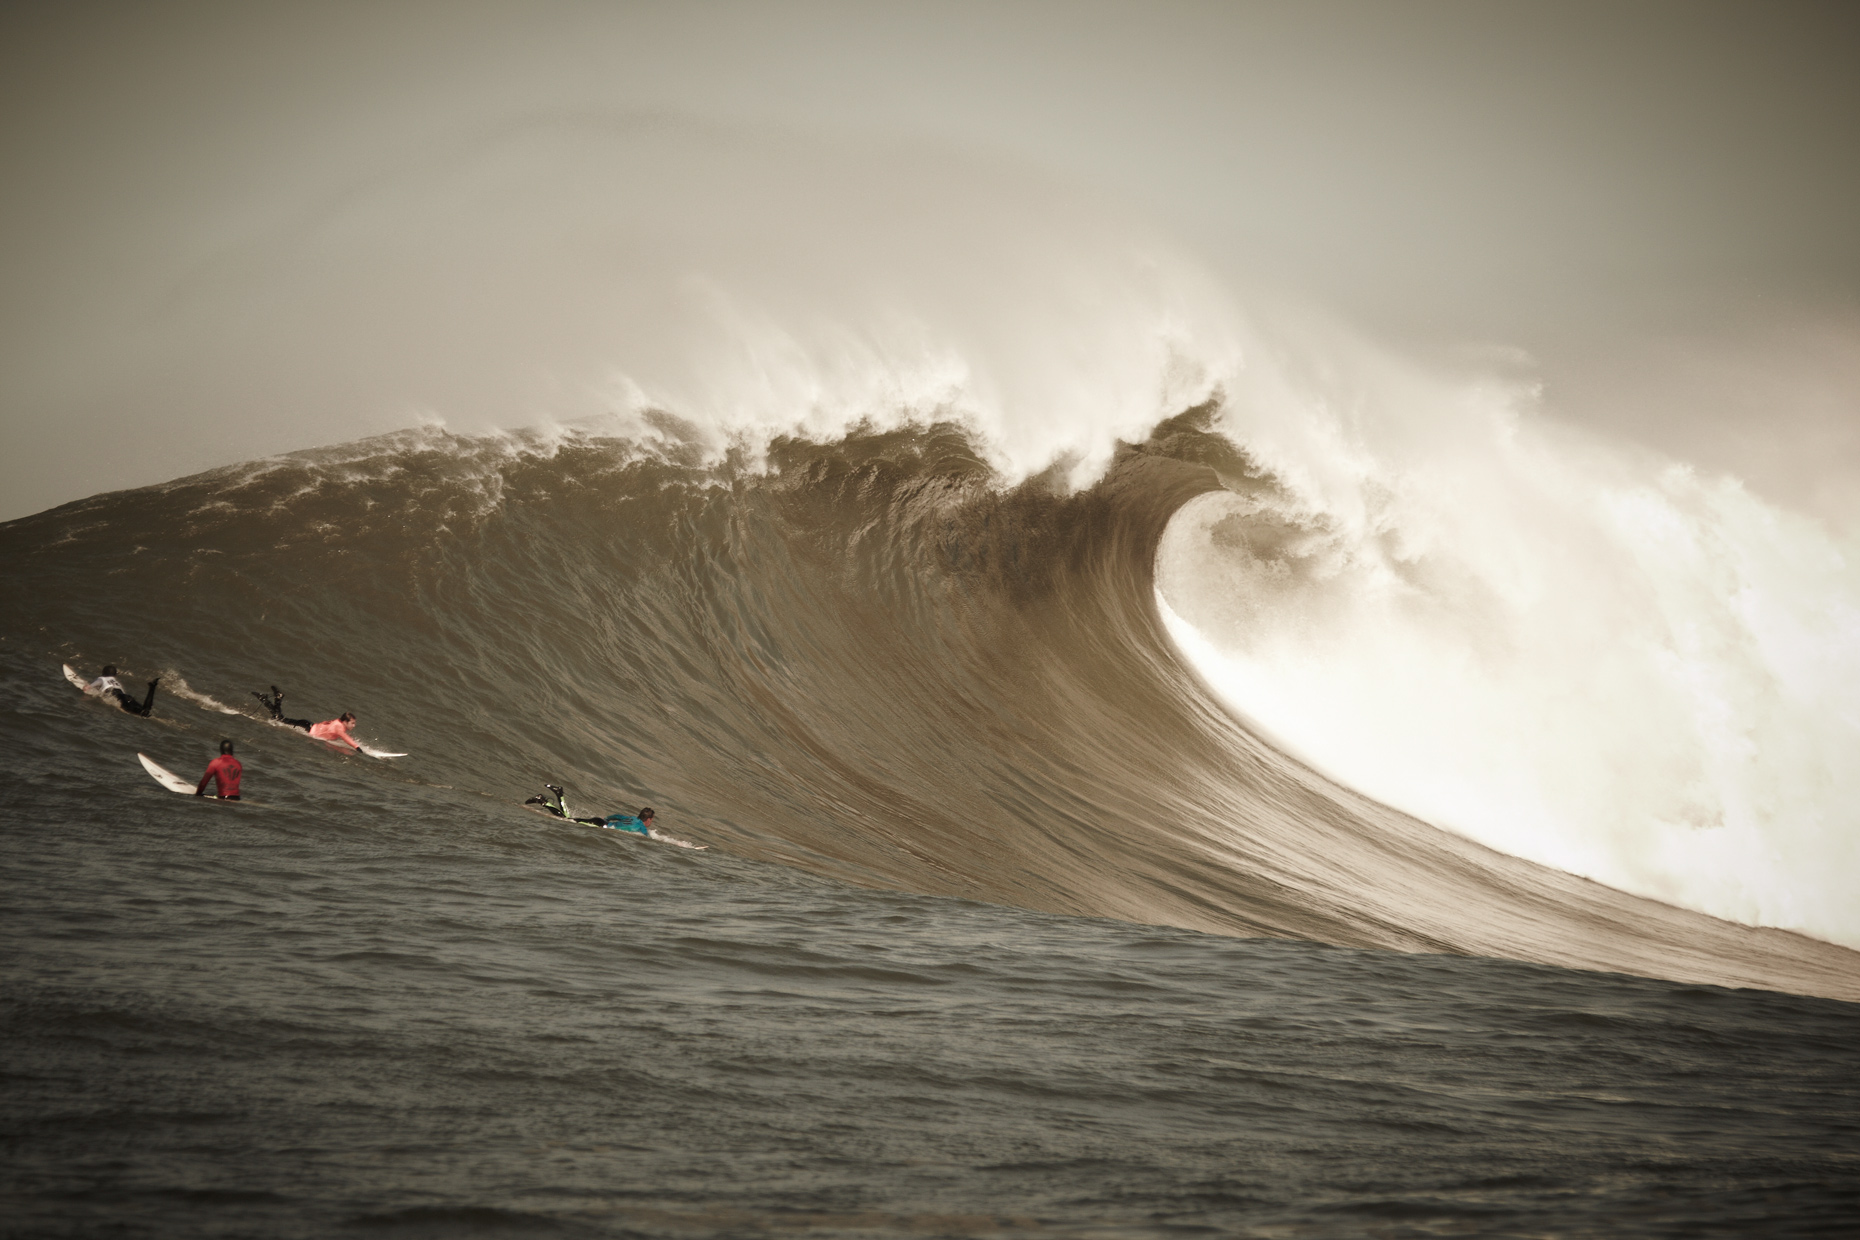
(4, 418, 1857, 1237)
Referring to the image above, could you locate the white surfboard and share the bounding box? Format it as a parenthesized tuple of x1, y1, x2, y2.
(64, 663, 92, 693)
(319, 737, 407, 759)
(138, 752, 198, 794)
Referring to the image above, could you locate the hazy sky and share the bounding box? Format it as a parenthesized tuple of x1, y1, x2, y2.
(4, 1, 1858, 521)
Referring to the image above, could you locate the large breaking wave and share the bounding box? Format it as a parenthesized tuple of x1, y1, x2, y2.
(5, 309, 1858, 999)
(1155, 313, 1860, 953)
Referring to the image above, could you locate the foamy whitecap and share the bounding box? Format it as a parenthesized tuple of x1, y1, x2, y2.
(1154, 314, 1860, 949)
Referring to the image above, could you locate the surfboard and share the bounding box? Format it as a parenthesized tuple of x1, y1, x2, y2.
(138, 752, 199, 794)
(318, 737, 408, 760)
(64, 663, 91, 692)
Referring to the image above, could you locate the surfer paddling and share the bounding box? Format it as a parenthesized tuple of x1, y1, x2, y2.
(523, 789, 701, 848)
(195, 739, 242, 800)
(254, 688, 364, 752)
(84, 665, 160, 716)
(523, 784, 657, 834)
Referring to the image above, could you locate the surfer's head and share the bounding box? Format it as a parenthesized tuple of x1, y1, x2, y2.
(339, 712, 355, 724)
(639, 808, 655, 822)
(101, 664, 117, 676)
(220, 739, 235, 755)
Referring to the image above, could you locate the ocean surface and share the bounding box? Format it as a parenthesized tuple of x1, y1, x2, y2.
(4, 417, 1858, 1238)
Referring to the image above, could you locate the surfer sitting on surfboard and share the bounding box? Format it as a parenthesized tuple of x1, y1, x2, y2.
(86, 665, 160, 716)
(195, 740, 242, 800)
(254, 688, 364, 752)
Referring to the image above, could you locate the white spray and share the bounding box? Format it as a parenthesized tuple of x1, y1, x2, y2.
(1154, 312, 1860, 950)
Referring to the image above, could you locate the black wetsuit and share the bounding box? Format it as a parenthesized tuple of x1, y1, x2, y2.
(254, 689, 313, 731)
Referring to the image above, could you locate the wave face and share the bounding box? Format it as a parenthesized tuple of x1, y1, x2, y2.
(4, 411, 1855, 1001)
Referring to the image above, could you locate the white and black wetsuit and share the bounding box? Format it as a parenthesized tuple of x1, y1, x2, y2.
(90, 675, 158, 717)
(524, 786, 607, 826)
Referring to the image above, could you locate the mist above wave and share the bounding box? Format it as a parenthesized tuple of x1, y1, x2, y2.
(4, 117, 1236, 520)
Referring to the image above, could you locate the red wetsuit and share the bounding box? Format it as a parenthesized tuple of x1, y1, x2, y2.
(196, 754, 243, 799)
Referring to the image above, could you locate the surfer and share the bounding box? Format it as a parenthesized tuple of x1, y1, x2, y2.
(524, 790, 683, 844)
(87, 665, 160, 716)
(523, 784, 655, 830)
(254, 689, 363, 751)
(195, 740, 242, 800)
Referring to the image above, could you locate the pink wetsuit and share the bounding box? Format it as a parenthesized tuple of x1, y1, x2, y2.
(196, 755, 243, 798)
(309, 718, 360, 749)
